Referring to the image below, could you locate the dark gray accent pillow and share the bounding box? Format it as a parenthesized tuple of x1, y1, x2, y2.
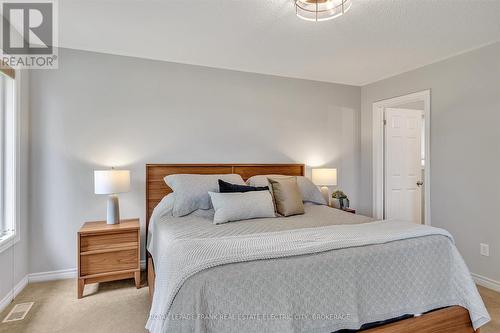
(218, 179, 269, 193)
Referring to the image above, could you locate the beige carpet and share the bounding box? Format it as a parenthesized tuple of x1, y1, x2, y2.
(0, 277, 149, 333)
(0, 278, 499, 333)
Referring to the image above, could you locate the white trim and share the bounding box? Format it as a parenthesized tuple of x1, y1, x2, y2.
(0, 274, 28, 314)
(0, 231, 19, 253)
(372, 90, 431, 225)
(28, 268, 77, 283)
(0, 71, 21, 254)
(372, 103, 384, 220)
(472, 273, 500, 293)
(27, 260, 147, 283)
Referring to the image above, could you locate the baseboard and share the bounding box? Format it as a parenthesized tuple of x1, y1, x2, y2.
(28, 268, 76, 283)
(0, 275, 28, 314)
(472, 273, 500, 293)
(28, 260, 147, 283)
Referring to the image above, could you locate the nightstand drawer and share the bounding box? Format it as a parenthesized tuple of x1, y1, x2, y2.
(80, 231, 138, 253)
(80, 249, 138, 276)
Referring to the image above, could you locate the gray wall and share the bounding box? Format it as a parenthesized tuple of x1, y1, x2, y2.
(0, 71, 30, 303)
(21, 42, 500, 284)
(29, 48, 361, 273)
(360, 42, 500, 281)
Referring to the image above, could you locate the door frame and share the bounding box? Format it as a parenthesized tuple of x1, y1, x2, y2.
(372, 90, 431, 225)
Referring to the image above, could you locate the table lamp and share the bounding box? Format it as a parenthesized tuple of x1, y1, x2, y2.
(94, 169, 130, 224)
(312, 168, 337, 205)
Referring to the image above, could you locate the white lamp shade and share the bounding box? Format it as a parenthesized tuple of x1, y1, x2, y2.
(312, 168, 337, 186)
(94, 170, 131, 194)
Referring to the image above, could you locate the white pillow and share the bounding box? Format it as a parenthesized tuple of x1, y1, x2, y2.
(246, 175, 326, 205)
(165, 174, 245, 217)
(209, 191, 276, 224)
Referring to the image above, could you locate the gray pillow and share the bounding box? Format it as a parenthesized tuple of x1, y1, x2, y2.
(246, 175, 326, 205)
(209, 191, 276, 224)
(164, 174, 245, 217)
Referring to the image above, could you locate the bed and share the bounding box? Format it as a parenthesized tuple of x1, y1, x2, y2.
(145, 163, 489, 333)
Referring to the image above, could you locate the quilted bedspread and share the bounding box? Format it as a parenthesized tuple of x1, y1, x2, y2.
(145, 198, 489, 333)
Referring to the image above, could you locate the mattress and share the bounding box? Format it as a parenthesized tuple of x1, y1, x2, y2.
(146, 201, 489, 333)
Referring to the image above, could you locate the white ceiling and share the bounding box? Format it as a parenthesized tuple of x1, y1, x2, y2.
(59, 0, 500, 86)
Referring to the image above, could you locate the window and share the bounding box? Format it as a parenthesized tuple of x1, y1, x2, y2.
(0, 67, 18, 252)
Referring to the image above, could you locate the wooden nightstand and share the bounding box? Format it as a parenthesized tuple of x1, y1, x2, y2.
(77, 218, 140, 299)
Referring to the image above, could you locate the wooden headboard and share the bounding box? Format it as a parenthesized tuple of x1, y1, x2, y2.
(145, 163, 305, 226)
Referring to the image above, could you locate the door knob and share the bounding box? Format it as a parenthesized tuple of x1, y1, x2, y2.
(416, 181, 424, 186)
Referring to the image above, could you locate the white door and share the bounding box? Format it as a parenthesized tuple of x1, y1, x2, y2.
(384, 108, 423, 223)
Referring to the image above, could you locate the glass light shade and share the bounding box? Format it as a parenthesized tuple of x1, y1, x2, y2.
(312, 168, 338, 186)
(295, 0, 351, 22)
(94, 170, 131, 194)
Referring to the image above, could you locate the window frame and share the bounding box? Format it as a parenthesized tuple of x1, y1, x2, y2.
(0, 69, 21, 253)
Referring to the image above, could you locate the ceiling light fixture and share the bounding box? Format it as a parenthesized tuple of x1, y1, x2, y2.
(295, 0, 351, 22)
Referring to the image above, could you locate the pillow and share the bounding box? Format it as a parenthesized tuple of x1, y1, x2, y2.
(246, 175, 326, 205)
(268, 177, 305, 217)
(218, 179, 269, 193)
(164, 174, 245, 217)
(208, 191, 275, 224)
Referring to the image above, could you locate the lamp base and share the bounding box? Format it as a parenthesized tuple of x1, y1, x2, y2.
(320, 186, 330, 206)
(107, 194, 120, 225)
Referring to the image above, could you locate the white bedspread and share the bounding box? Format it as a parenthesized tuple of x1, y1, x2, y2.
(146, 200, 489, 333)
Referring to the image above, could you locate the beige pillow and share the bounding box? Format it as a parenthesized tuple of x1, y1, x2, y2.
(268, 177, 305, 217)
